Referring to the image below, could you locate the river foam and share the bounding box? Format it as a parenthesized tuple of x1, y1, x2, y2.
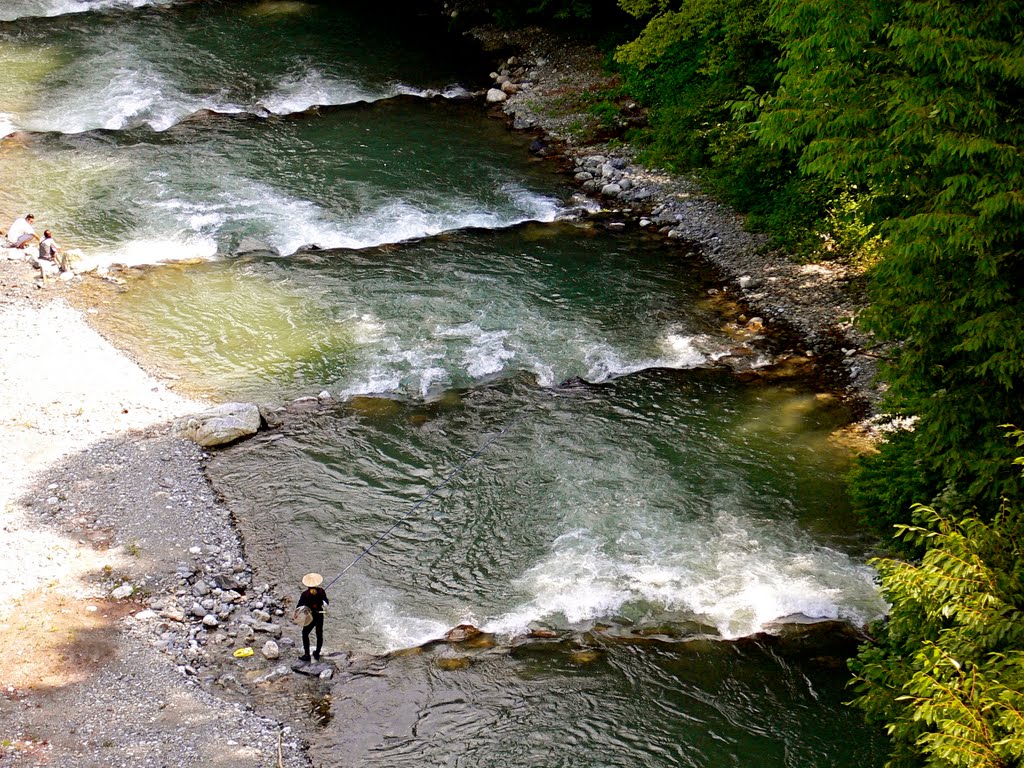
(0, 0, 176, 22)
(483, 510, 887, 640)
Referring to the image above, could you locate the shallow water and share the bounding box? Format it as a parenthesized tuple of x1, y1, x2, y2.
(3, 1, 889, 764)
(316, 642, 889, 768)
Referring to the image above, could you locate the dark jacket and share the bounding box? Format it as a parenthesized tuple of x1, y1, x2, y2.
(297, 586, 329, 614)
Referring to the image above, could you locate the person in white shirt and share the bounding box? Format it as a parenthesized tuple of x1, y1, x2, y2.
(8, 213, 38, 249)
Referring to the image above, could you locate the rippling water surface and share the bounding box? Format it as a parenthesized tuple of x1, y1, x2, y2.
(2, 1, 888, 765)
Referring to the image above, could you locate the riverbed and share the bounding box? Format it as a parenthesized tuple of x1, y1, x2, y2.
(1, 1, 888, 765)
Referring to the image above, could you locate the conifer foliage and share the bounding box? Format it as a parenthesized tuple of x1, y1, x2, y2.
(761, 0, 1024, 528)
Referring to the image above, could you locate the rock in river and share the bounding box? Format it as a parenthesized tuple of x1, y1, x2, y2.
(173, 403, 262, 447)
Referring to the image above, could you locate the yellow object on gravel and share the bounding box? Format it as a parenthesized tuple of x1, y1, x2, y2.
(232, 647, 255, 658)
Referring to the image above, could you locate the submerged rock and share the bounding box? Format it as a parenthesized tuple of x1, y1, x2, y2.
(291, 660, 333, 677)
(568, 649, 602, 665)
(435, 653, 472, 671)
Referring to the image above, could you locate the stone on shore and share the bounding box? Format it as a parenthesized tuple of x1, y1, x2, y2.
(485, 88, 508, 103)
(172, 402, 262, 447)
(111, 584, 134, 600)
(261, 640, 280, 660)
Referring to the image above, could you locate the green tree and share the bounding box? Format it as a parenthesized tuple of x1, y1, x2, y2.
(612, 0, 837, 248)
(849, 443, 1024, 767)
(760, 0, 1024, 532)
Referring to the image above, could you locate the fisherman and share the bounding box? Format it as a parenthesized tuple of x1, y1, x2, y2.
(292, 572, 329, 662)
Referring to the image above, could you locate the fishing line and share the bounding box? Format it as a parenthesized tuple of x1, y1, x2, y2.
(323, 415, 522, 591)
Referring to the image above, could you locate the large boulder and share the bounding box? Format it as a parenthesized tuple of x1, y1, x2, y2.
(173, 402, 262, 447)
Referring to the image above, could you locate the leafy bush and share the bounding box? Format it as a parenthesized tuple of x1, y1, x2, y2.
(849, 443, 1024, 767)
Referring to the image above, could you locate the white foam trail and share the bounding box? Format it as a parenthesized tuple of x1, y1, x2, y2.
(47, 173, 559, 271)
(233, 184, 560, 255)
(391, 83, 471, 100)
(96, 236, 218, 267)
(16, 49, 205, 135)
(580, 332, 712, 383)
(483, 513, 887, 639)
(335, 323, 724, 400)
(257, 71, 468, 116)
(6, 60, 467, 136)
(0, 0, 176, 22)
(438, 323, 516, 379)
(258, 69, 379, 115)
(0, 114, 15, 139)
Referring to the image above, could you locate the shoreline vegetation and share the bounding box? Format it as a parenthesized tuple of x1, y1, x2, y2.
(2, 3, 1019, 768)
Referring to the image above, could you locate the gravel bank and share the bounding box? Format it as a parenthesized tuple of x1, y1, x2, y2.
(0, 260, 310, 768)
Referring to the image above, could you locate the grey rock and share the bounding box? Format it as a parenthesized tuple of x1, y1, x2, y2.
(601, 183, 622, 198)
(172, 403, 262, 448)
(261, 640, 280, 660)
(738, 275, 760, 290)
(211, 573, 244, 592)
(253, 621, 282, 638)
(254, 665, 291, 684)
(485, 88, 508, 104)
(111, 584, 134, 600)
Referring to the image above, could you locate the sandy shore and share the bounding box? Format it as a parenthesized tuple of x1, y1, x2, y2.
(0, 260, 310, 767)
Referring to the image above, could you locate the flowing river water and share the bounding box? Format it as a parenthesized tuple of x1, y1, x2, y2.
(2, 1, 890, 765)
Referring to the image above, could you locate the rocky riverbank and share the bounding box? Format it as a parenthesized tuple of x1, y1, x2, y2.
(0, 260, 311, 768)
(468, 24, 884, 412)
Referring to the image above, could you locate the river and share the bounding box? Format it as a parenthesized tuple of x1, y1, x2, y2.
(0, 1, 889, 765)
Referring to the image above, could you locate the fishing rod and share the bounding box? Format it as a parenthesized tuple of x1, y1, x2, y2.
(323, 415, 522, 591)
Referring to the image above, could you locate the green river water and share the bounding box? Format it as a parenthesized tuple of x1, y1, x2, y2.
(1, 1, 889, 765)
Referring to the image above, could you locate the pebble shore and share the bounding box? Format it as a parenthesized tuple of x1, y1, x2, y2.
(0, 261, 311, 768)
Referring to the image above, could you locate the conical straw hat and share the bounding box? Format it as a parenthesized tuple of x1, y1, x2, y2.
(302, 572, 323, 588)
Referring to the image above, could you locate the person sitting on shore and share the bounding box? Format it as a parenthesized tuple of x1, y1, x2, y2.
(38, 230, 66, 271)
(8, 213, 39, 249)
